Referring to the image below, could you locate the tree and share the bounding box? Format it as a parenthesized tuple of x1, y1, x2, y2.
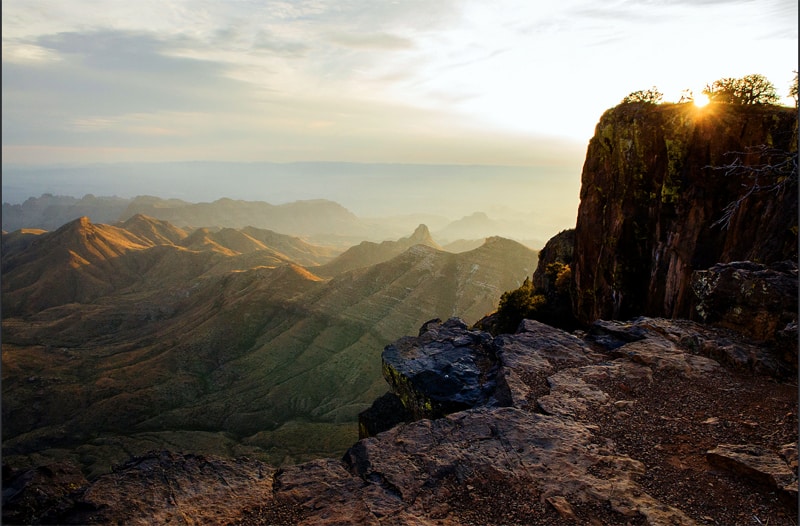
(702, 74, 779, 105)
(622, 87, 663, 105)
(494, 277, 546, 334)
(790, 71, 798, 107)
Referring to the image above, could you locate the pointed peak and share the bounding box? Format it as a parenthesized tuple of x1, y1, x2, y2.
(410, 224, 431, 240)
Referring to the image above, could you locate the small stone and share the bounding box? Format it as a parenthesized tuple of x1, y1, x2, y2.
(546, 495, 577, 520)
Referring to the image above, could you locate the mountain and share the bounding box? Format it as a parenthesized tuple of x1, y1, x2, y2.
(119, 196, 370, 238)
(312, 224, 440, 277)
(2, 217, 156, 315)
(120, 214, 189, 245)
(1, 194, 131, 232)
(433, 211, 499, 242)
(2, 217, 535, 476)
(0, 228, 47, 260)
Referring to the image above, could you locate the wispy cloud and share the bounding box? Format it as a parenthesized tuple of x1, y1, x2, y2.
(1, 0, 796, 169)
(327, 32, 414, 51)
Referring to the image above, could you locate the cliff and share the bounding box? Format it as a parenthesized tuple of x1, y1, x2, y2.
(573, 103, 797, 324)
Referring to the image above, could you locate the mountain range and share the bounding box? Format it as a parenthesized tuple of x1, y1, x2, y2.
(2, 214, 536, 476)
(3, 194, 547, 249)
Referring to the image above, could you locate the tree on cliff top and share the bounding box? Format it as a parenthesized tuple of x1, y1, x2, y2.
(790, 71, 798, 107)
(621, 87, 663, 104)
(703, 74, 779, 105)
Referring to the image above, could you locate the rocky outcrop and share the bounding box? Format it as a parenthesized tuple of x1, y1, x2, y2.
(573, 103, 797, 325)
(707, 444, 798, 505)
(5, 314, 797, 524)
(531, 228, 574, 292)
(692, 261, 798, 369)
(7, 316, 795, 525)
(379, 318, 510, 422)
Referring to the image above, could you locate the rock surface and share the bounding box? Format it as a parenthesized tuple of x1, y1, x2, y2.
(573, 103, 797, 324)
(6, 316, 796, 525)
(380, 318, 510, 421)
(692, 260, 798, 372)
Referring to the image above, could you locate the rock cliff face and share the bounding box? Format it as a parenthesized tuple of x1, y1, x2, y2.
(573, 103, 797, 325)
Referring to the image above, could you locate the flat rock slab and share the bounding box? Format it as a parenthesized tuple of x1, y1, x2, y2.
(707, 444, 797, 491)
(341, 407, 695, 526)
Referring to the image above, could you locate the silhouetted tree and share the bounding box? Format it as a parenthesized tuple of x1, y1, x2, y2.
(622, 87, 663, 104)
(703, 74, 779, 105)
(790, 71, 798, 107)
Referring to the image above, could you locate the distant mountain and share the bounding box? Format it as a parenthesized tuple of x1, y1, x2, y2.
(441, 238, 486, 253)
(0, 216, 338, 316)
(312, 224, 440, 277)
(2, 217, 157, 315)
(2, 216, 535, 475)
(0, 229, 47, 260)
(120, 196, 370, 238)
(3, 194, 374, 242)
(434, 212, 500, 242)
(121, 214, 189, 245)
(1, 194, 130, 232)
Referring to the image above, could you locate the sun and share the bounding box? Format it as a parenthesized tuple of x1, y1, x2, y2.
(693, 93, 710, 108)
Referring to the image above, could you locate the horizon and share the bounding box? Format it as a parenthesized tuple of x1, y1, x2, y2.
(1, 161, 582, 233)
(2, 0, 796, 226)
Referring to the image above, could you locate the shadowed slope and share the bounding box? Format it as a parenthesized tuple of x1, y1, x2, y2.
(2, 225, 534, 474)
(313, 224, 440, 277)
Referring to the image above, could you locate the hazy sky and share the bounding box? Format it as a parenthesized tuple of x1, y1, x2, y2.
(2, 0, 797, 169)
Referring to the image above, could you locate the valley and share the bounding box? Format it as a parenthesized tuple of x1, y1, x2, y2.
(1, 213, 537, 477)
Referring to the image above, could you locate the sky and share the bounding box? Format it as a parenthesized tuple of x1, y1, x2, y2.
(1, 0, 798, 213)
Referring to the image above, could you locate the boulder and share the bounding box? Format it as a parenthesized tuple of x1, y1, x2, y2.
(692, 260, 798, 373)
(357, 392, 411, 439)
(381, 318, 510, 420)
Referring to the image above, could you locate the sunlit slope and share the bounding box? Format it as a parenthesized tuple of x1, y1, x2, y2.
(1, 216, 338, 316)
(2, 218, 535, 474)
(2, 217, 158, 315)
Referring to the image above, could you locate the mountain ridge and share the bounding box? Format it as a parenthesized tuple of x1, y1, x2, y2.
(2, 216, 536, 474)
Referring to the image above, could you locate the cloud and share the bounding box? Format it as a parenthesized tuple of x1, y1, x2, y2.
(253, 30, 311, 57)
(327, 32, 414, 51)
(3, 29, 254, 119)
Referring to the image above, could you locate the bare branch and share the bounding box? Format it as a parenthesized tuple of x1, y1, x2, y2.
(706, 145, 798, 229)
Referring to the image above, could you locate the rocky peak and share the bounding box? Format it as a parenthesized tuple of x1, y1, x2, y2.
(408, 223, 434, 245)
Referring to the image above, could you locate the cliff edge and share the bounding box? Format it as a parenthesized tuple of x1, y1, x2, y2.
(573, 103, 797, 324)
